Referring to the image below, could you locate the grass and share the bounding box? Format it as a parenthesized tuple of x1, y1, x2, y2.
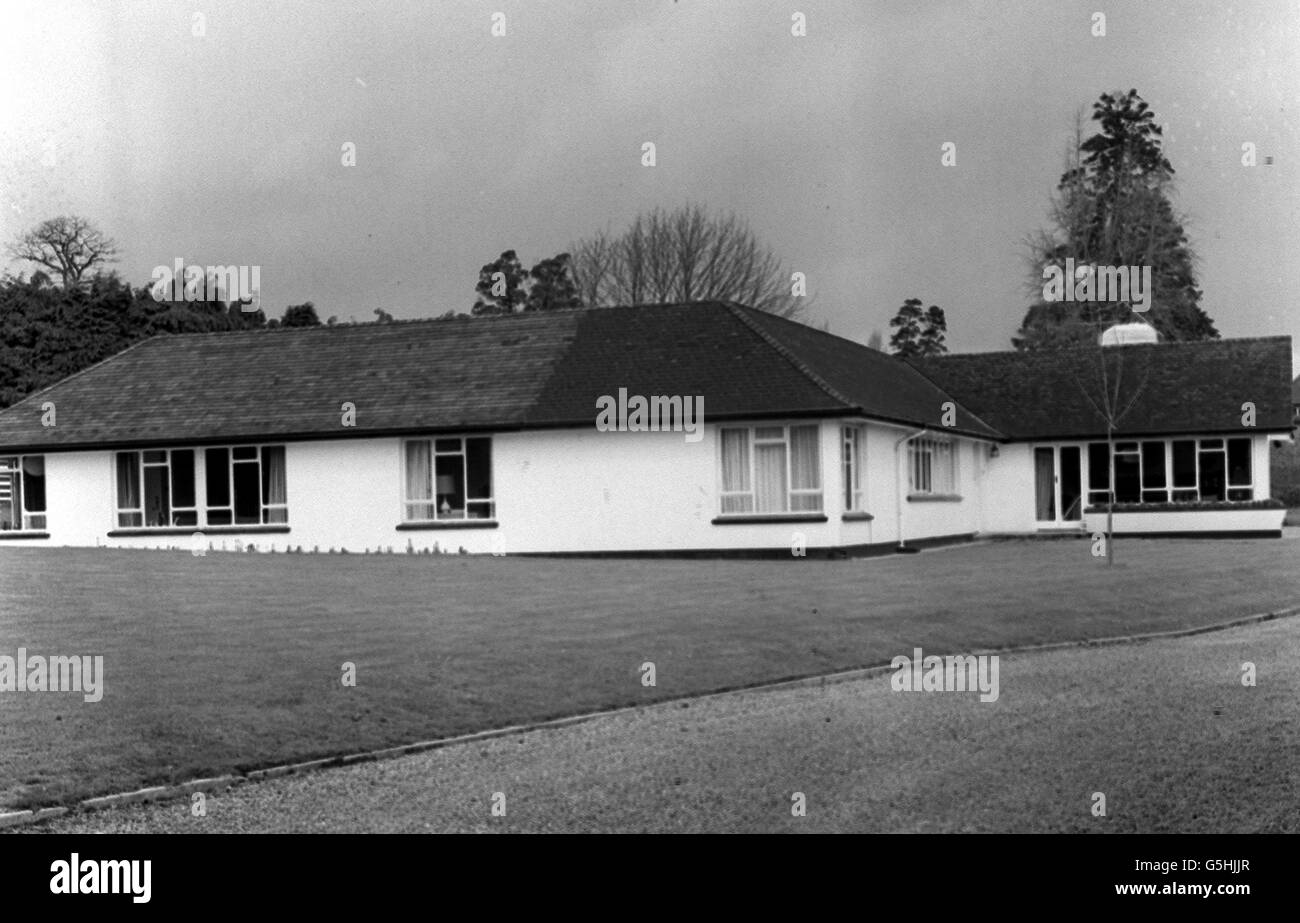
(2, 537, 1299, 810)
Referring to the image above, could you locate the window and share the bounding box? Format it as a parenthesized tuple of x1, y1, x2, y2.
(204, 445, 287, 525)
(0, 455, 46, 531)
(842, 425, 866, 511)
(719, 424, 822, 514)
(909, 436, 957, 495)
(403, 437, 494, 521)
(1087, 442, 1109, 507)
(116, 449, 197, 528)
(1086, 437, 1254, 505)
(1227, 438, 1253, 501)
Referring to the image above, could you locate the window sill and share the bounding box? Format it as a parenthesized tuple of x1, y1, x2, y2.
(841, 511, 875, 521)
(396, 520, 499, 530)
(107, 525, 291, 537)
(711, 514, 828, 525)
(906, 494, 963, 503)
(0, 531, 49, 540)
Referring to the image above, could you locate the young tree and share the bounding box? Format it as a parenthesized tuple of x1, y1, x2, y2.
(8, 216, 118, 289)
(1073, 339, 1151, 566)
(568, 203, 807, 317)
(866, 329, 884, 351)
(1015, 91, 1218, 349)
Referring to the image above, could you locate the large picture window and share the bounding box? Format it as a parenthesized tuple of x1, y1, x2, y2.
(719, 424, 822, 514)
(909, 436, 957, 496)
(114, 445, 286, 528)
(0, 455, 46, 531)
(1087, 437, 1253, 504)
(403, 437, 494, 521)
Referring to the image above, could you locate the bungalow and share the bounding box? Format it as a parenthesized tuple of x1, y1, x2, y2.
(0, 302, 1292, 556)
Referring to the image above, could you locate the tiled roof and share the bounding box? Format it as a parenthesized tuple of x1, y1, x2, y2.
(0, 302, 1290, 452)
(0, 302, 993, 452)
(910, 337, 1294, 439)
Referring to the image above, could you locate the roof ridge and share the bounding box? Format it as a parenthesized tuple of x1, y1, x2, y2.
(722, 303, 857, 410)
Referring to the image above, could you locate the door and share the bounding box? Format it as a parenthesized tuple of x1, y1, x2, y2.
(1035, 445, 1083, 527)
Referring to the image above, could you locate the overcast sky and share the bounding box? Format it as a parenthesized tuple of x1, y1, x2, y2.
(1, 0, 1296, 363)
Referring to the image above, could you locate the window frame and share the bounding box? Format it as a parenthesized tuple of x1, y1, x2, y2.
(1086, 436, 1254, 505)
(401, 435, 495, 523)
(112, 443, 288, 530)
(842, 425, 866, 512)
(908, 436, 957, 497)
(0, 454, 47, 532)
(718, 423, 824, 516)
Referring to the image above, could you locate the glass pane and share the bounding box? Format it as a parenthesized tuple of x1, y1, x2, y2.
(721, 494, 754, 514)
(1199, 449, 1226, 501)
(171, 450, 195, 508)
(116, 452, 140, 511)
(465, 438, 492, 500)
(434, 454, 465, 518)
(143, 450, 166, 464)
(207, 509, 232, 525)
(1200, 439, 1223, 449)
(1171, 489, 1198, 502)
(1227, 439, 1251, 486)
(1141, 442, 1165, 487)
(1060, 446, 1082, 520)
(263, 507, 288, 524)
(1088, 443, 1109, 490)
(232, 462, 260, 523)
(143, 464, 170, 526)
(262, 447, 287, 508)
(720, 430, 750, 493)
(754, 443, 787, 512)
(1171, 441, 1196, 487)
(21, 457, 45, 513)
(173, 510, 198, 527)
(466, 500, 494, 519)
(754, 427, 784, 441)
(1227, 487, 1253, 501)
(232, 446, 257, 460)
(434, 438, 461, 453)
(789, 425, 820, 490)
(117, 511, 143, 528)
(0, 469, 18, 531)
(206, 449, 230, 506)
(1034, 448, 1055, 520)
(1114, 451, 1140, 502)
(1115, 442, 1138, 454)
(1141, 490, 1167, 503)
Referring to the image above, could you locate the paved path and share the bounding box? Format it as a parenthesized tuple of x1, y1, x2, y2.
(23, 617, 1300, 833)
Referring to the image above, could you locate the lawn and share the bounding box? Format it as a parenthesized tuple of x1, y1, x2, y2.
(1, 537, 1298, 810)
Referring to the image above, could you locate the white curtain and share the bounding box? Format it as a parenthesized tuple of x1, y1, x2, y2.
(405, 441, 433, 520)
(789, 425, 821, 510)
(755, 444, 787, 512)
(263, 447, 287, 522)
(116, 452, 140, 510)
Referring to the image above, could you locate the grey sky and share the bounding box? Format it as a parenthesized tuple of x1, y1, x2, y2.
(2, 0, 1296, 362)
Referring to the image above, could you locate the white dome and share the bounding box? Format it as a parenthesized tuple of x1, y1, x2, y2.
(1099, 322, 1159, 346)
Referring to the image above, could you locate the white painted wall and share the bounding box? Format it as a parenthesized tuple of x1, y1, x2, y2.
(4, 427, 1277, 553)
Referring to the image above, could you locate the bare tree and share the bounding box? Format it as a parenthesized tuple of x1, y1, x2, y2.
(8, 215, 119, 289)
(569, 203, 808, 318)
(1073, 338, 1151, 565)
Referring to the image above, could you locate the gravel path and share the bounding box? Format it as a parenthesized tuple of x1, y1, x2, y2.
(22, 616, 1300, 833)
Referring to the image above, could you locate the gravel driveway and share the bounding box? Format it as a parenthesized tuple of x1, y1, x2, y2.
(22, 616, 1300, 833)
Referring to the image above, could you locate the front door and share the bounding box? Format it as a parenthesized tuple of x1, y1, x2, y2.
(1034, 445, 1082, 527)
